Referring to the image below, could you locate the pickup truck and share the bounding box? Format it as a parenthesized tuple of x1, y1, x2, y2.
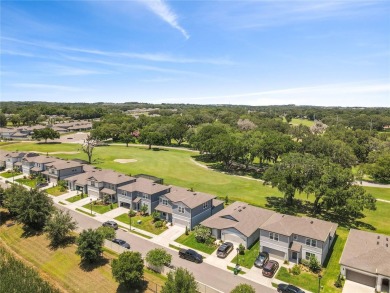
(179, 248, 203, 263)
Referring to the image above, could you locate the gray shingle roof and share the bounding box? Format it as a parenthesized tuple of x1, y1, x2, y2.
(340, 229, 390, 277)
(165, 186, 216, 209)
(201, 201, 275, 237)
(86, 169, 135, 185)
(260, 213, 338, 241)
(118, 178, 169, 194)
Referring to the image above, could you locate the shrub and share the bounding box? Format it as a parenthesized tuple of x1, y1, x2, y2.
(300, 259, 310, 267)
(308, 255, 321, 273)
(185, 226, 189, 235)
(151, 210, 160, 222)
(154, 221, 163, 228)
(238, 243, 245, 255)
(194, 225, 211, 243)
(284, 260, 289, 265)
(230, 283, 256, 293)
(112, 251, 144, 288)
(146, 248, 172, 268)
(335, 274, 343, 288)
(291, 264, 301, 275)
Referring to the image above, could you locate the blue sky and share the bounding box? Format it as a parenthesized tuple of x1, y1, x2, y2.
(1, 0, 389, 106)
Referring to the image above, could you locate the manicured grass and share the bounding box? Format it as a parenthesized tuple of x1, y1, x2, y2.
(364, 186, 390, 201)
(15, 178, 37, 188)
(284, 118, 315, 127)
(75, 208, 95, 217)
(58, 201, 67, 205)
(66, 194, 85, 203)
(82, 201, 118, 214)
(231, 241, 260, 269)
(227, 265, 246, 275)
(0, 218, 165, 293)
(45, 186, 67, 196)
(169, 244, 181, 250)
(174, 232, 217, 254)
(0, 171, 22, 178)
(115, 214, 167, 235)
(276, 227, 348, 293)
(117, 224, 153, 239)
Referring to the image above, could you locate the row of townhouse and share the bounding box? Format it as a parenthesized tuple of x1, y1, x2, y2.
(0, 120, 92, 140)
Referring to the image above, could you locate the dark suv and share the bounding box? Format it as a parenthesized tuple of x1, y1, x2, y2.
(179, 249, 203, 263)
(112, 239, 130, 249)
(217, 242, 233, 258)
(102, 221, 118, 230)
(254, 251, 269, 268)
(262, 260, 279, 278)
(277, 283, 305, 293)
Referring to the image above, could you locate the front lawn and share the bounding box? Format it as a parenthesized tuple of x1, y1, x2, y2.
(115, 213, 167, 235)
(231, 241, 260, 269)
(66, 194, 85, 203)
(15, 178, 37, 188)
(276, 227, 348, 293)
(175, 232, 217, 254)
(82, 201, 118, 214)
(0, 171, 22, 178)
(45, 186, 68, 196)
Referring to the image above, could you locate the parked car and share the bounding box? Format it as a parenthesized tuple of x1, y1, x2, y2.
(217, 242, 234, 258)
(179, 248, 203, 263)
(254, 251, 269, 268)
(112, 238, 130, 249)
(102, 221, 118, 230)
(277, 283, 305, 293)
(262, 260, 279, 278)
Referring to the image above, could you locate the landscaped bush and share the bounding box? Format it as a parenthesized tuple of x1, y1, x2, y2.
(154, 220, 163, 228)
(308, 255, 321, 273)
(334, 274, 344, 288)
(300, 259, 310, 267)
(290, 264, 301, 275)
(238, 243, 245, 255)
(194, 225, 211, 243)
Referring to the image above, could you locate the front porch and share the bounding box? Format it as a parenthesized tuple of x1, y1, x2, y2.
(289, 241, 302, 264)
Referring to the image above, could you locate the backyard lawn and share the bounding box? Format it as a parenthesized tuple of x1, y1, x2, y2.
(231, 241, 260, 269)
(82, 201, 118, 214)
(0, 215, 165, 293)
(15, 178, 37, 188)
(45, 186, 68, 196)
(175, 232, 217, 254)
(115, 214, 167, 235)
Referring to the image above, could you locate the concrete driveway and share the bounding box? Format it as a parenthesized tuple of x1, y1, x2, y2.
(343, 280, 375, 293)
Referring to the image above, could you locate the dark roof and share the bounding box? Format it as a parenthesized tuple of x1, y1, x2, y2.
(155, 204, 173, 214)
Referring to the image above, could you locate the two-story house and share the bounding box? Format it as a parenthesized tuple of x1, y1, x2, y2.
(201, 201, 275, 248)
(0, 150, 10, 170)
(156, 187, 224, 229)
(117, 178, 171, 214)
(86, 170, 136, 202)
(23, 156, 61, 177)
(5, 152, 27, 170)
(259, 213, 338, 265)
(44, 160, 84, 184)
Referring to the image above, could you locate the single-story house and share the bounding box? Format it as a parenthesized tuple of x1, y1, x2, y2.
(201, 201, 275, 248)
(340, 229, 390, 292)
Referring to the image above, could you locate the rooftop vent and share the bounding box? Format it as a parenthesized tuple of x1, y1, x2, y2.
(238, 209, 242, 212)
(243, 206, 246, 209)
(377, 241, 379, 245)
(378, 236, 380, 239)
(310, 221, 314, 224)
(193, 193, 197, 195)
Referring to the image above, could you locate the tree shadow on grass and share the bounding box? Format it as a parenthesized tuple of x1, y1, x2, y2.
(322, 234, 338, 268)
(265, 197, 313, 215)
(116, 281, 147, 293)
(21, 225, 44, 238)
(0, 210, 13, 227)
(151, 147, 168, 152)
(79, 257, 109, 272)
(48, 235, 77, 250)
(37, 142, 62, 145)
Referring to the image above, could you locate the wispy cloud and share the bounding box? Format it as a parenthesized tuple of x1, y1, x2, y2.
(11, 83, 85, 92)
(139, 0, 189, 39)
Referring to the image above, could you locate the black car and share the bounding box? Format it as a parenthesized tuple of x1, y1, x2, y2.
(102, 221, 118, 230)
(179, 249, 203, 263)
(277, 283, 305, 293)
(36, 182, 48, 188)
(217, 242, 234, 258)
(262, 260, 279, 278)
(254, 251, 269, 268)
(112, 238, 130, 249)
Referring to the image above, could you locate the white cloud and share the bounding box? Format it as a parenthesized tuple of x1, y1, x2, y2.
(139, 0, 189, 39)
(11, 83, 85, 92)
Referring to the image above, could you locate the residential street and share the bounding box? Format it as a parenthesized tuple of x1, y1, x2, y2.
(56, 203, 276, 293)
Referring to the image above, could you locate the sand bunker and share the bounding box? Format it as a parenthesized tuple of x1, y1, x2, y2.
(114, 159, 138, 163)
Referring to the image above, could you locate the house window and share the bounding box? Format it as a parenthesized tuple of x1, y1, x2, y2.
(203, 202, 208, 209)
(305, 252, 315, 260)
(269, 232, 279, 241)
(162, 199, 168, 205)
(306, 238, 317, 247)
(178, 207, 185, 213)
(293, 235, 298, 241)
(122, 190, 127, 196)
(91, 181, 95, 187)
(162, 212, 166, 216)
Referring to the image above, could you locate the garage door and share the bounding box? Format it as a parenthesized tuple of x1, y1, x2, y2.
(88, 190, 99, 197)
(222, 231, 246, 247)
(346, 270, 376, 287)
(173, 217, 190, 228)
(262, 246, 286, 260)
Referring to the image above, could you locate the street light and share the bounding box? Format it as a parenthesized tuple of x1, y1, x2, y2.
(90, 198, 93, 215)
(318, 274, 322, 293)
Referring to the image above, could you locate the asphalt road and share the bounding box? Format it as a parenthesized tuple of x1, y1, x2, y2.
(56, 204, 276, 293)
